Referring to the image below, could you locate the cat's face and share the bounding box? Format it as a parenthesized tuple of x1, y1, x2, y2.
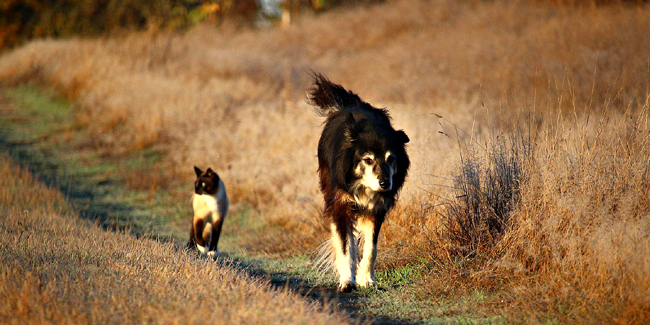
(194, 166, 220, 195)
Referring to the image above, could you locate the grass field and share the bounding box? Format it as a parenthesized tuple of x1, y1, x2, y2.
(1, 0, 649, 323)
(0, 150, 351, 324)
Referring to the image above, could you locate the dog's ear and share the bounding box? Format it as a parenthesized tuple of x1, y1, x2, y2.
(395, 130, 410, 144)
(344, 112, 357, 142)
(194, 166, 203, 177)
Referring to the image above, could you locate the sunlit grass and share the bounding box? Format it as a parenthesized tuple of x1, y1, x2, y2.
(1, 0, 649, 322)
(0, 153, 350, 324)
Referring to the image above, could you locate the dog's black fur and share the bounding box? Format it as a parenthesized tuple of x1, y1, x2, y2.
(308, 73, 410, 292)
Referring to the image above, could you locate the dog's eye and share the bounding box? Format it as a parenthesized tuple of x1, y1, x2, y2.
(363, 158, 374, 165)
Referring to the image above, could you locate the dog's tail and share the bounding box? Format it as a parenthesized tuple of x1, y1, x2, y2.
(312, 235, 363, 278)
(307, 73, 364, 117)
(313, 238, 335, 276)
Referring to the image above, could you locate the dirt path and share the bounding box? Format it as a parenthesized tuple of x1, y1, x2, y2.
(0, 135, 415, 324)
(0, 92, 418, 325)
(236, 257, 415, 325)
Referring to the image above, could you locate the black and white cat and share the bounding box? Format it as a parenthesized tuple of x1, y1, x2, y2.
(187, 166, 229, 256)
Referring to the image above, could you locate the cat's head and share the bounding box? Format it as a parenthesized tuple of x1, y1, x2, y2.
(194, 166, 220, 195)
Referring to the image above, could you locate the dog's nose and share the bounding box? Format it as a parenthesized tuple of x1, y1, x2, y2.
(379, 180, 391, 190)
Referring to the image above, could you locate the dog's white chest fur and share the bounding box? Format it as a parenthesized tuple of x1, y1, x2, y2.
(353, 186, 381, 211)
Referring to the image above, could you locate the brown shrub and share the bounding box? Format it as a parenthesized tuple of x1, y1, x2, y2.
(407, 103, 650, 321)
(497, 104, 650, 321)
(445, 135, 530, 259)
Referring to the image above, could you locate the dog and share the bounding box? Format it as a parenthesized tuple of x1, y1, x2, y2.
(307, 74, 410, 292)
(187, 166, 229, 257)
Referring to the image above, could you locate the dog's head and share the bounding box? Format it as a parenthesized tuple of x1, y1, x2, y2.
(194, 166, 220, 195)
(345, 113, 410, 193)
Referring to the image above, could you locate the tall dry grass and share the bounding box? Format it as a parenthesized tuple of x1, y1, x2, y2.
(0, 154, 350, 324)
(373, 104, 649, 322)
(1, 0, 649, 321)
(1, 0, 648, 246)
(498, 104, 650, 322)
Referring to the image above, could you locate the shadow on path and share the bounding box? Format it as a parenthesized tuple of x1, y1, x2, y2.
(0, 133, 419, 325)
(215, 253, 420, 325)
(0, 131, 178, 244)
(0, 118, 417, 325)
(0, 136, 128, 222)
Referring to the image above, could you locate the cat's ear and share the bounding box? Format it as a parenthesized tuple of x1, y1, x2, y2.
(194, 166, 202, 177)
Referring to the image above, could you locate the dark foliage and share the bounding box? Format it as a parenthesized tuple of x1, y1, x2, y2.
(444, 136, 531, 258)
(0, 0, 260, 50)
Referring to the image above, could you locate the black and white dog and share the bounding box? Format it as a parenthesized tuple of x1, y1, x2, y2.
(308, 74, 410, 292)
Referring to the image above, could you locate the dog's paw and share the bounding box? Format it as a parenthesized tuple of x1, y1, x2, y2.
(356, 268, 376, 288)
(356, 276, 376, 288)
(338, 281, 356, 293)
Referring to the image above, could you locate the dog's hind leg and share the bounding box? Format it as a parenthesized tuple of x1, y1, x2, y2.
(356, 218, 378, 287)
(331, 222, 357, 292)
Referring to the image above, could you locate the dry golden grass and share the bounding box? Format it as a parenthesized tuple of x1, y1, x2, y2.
(0, 154, 350, 324)
(498, 106, 650, 322)
(1, 0, 649, 322)
(415, 107, 649, 322)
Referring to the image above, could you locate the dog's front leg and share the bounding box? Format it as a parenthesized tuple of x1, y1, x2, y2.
(356, 218, 379, 288)
(330, 222, 356, 292)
